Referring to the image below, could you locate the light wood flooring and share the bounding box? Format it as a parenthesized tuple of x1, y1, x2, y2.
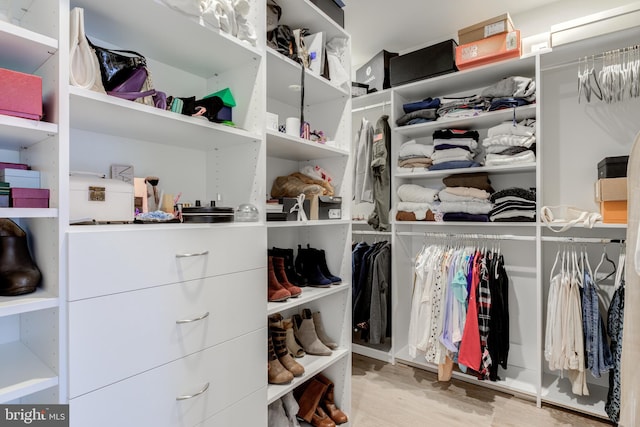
(351, 354, 613, 427)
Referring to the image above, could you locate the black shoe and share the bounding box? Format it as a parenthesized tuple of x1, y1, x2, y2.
(0, 219, 42, 296)
(270, 247, 308, 287)
(296, 245, 331, 288)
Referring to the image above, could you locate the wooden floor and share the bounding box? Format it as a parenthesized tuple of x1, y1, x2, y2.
(351, 354, 613, 427)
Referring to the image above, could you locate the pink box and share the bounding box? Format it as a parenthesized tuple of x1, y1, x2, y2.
(0, 162, 28, 170)
(10, 187, 49, 208)
(0, 68, 43, 120)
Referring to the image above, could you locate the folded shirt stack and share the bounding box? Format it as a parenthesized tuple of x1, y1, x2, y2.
(396, 97, 441, 127)
(483, 119, 536, 167)
(397, 140, 433, 170)
(489, 187, 537, 222)
(436, 95, 487, 119)
(429, 129, 481, 171)
(436, 172, 495, 222)
(395, 183, 439, 221)
(481, 76, 536, 111)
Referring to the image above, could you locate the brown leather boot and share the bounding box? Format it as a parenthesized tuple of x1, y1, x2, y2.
(312, 406, 337, 427)
(295, 377, 328, 423)
(0, 219, 41, 296)
(268, 256, 290, 302)
(268, 335, 293, 385)
(273, 256, 302, 297)
(311, 310, 338, 349)
(270, 325, 304, 377)
(316, 373, 348, 424)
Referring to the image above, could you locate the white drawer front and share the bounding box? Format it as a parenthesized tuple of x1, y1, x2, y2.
(68, 226, 266, 300)
(70, 328, 266, 427)
(197, 387, 266, 427)
(68, 268, 267, 398)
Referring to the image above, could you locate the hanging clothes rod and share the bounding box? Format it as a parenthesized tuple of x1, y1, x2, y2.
(351, 101, 391, 113)
(541, 236, 625, 244)
(395, 232, 536, 242)
(541, 44, 640, 72)
(352, 230, 392, 236)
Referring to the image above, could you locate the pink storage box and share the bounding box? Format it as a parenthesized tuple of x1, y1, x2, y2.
(10, 187, 49, 208)
(0, 68, 43, 120)
(0, 162, 28, 170)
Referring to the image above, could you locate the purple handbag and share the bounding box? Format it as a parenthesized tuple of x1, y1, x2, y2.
(106, 66, 156, 101)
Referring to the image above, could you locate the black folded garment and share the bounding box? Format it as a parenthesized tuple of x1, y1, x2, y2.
(432, 129, 480, 141)
(442, 212, 489, 222)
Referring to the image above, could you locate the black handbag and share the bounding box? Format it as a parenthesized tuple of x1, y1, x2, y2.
(87, 37, 147, 92)
(178, 96, 224, 123)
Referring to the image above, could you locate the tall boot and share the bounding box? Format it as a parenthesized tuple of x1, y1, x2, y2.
(293, 312, 332, 356)
(316, 373, 348, 425)
(268, 256, 290, 302)
(271, 325, 305, 377)
(294, 377, 328, 423)
(270, 247, 307, 287)
(283, 317, 305, 358)
(0, 219, 41, 296)
(268, 335, 294, 385)
(309, 310, 337, 350)
(273, 256, 302, 297)
(295, 245, 331, 288)
(280, 391, 301, 427)
(314, 247, 342, 284)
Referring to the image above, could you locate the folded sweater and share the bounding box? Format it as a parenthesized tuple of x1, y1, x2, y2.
(397, 184, 439, 203)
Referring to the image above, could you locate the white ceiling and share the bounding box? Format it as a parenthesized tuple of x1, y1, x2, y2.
(344, 0, 563, 71)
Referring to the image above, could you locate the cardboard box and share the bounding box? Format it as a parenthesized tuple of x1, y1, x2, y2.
(282, 197, 311, 221)
(600, 201, 627, 224)
(0, 169, 40, 188)
(389, 40, 457, 87)
(456, 30, 521, 71)
(356, 50, 398, 92)
(10, 187, 49, 208)
(595, 178, 627, 202)
(458, 13, 515, 45)
(0, 68, 43, 120)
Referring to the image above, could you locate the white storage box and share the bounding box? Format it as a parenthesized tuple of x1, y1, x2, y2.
(70, 173, 134, 223)
(0, 168, 40, 188)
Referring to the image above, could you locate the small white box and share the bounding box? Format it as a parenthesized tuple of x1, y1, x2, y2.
(70, 174, 134, 223)
(0, 168, 40, 188)
(266, 112, 279, 131)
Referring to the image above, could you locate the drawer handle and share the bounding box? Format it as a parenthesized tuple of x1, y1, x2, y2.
(176, 311, 210, 324)
(175, 250, 210, 258)
(176, 382, 210, 401)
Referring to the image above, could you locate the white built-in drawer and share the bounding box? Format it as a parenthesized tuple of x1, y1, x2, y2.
(69, 328, 266, 427)
(197, 387, 266, 427)
(67, 225, 266, 300)
(68, 268, 266, 398)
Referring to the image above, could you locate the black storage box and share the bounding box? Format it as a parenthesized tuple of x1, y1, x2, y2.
(282, 197, 311, 221)
(598, 156, 629, 178)
(182, 206, 234, 223)
(267, 212, 288, 221)
(318, 196, 342, 220)
(309, 0, 344, 27)
(389, 39, 458, 87)
(356, 50, 398, 92)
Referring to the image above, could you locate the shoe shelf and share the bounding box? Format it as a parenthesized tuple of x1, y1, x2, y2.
(394, 105, 537, 139)
(268, 284, 349, 316)
(267, 348, 349, 405)
(266, 129, 349, 161)
(0, 115, 58, 149)
(267, 219, 351, 228)
(0, 20, 58, 74)
(0, 289, 58, 317)
(0, 341, 58, 403)
(394, 163, 537, 179)
(69, 87, 261, 150)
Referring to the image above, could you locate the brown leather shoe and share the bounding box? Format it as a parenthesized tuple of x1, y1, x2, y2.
(311, 406, 336, 427)
(316, 373, 348, 424)
(296, 378, 328, 423)
(0, 219, 41, 296)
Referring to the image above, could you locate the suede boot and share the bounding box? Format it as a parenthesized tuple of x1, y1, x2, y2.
(268, 335, 294, 385)
(0, 219, 41, 296)
(268, 256, 290, 302)
(315, 248, 342, 284)
(316, 373, 348, 425)
(293, 312, 331, 356)
(310, 310, 338, 350)
(268, 398, 290, 427)
(271, 325, 305, 377)
(283, 317, 305, 358)
(295, 245, 331, 287)
(273, 256, 302, 297)
(280, 391, 301, 427)
(270, 247, 308, 287)
(295, 377, 328, 423)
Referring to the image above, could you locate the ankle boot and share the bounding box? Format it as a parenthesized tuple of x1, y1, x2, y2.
(273, 256, 302, 297)
(312, 406, 337, 427)
(309, 310, 337, 350)
(268, 256, 290, 302)
(0, 219, 41, 296)
(271, 325, 305, 377)
(314, 248, 342, 284)
(316, 373, 348, 424)
(295, 245, 331, 288)
(270, 247, 308, 287)
(295, 377, 328, 423)
(282, 317, 305, 358)
(268, 335, 294, 385)
(293, 312, 331, 356)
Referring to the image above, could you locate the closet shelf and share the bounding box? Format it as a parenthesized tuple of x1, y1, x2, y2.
(70, 86, 261, 150)
(0, 208, 58, 219)
(267, 48, 349, 106)
(394, 163, 536, 179)
(267, 219, 351, 228)
(541, 373, 608, 419)
(0, 289, 58, 317)
(0, 115, 58, 150)
(394, 105, 537, 138)
(393, 221, 538, 228)
(0, 341, 58, 403)
(352, 90, 392, 111)
(276, 0, 349, 41)
(0, 20, 58, 74)
(266, 129, 349, 160)
(67, 222, 264, 234)
(267, 348, 349, 404)
(268, 284, 349, 316)
(74, 0, 262, 78)
(352, 343, 394, 364)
